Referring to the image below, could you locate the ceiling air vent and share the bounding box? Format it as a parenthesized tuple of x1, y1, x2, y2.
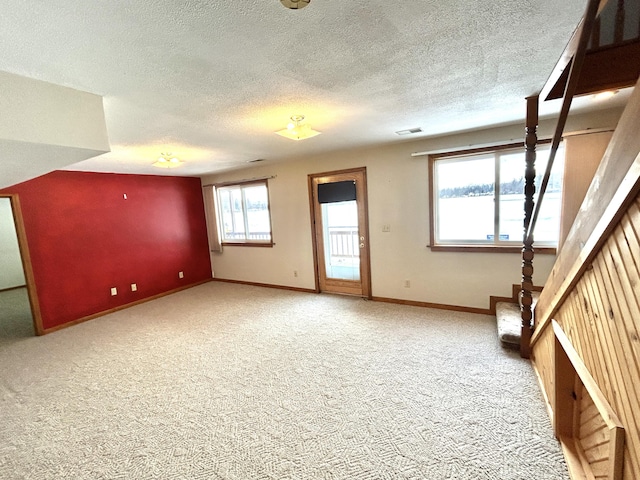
(395, 127, 422, 136)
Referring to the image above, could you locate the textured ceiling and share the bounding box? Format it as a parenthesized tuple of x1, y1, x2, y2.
(0, 0, 611, 176)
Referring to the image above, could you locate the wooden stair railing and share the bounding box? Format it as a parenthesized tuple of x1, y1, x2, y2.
(546, 0, 640, 101)
(522, 0, 640, 358)
(530, 78, 640, 480)
(532, 77, 640, 343)
(520, 0, 603, 358)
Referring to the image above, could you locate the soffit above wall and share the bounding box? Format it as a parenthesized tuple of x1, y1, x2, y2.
(0, 140, 109, 190)
(0, 72, 110, 189)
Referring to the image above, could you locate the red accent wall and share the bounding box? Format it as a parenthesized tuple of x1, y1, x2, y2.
(1, 171, 212, 330)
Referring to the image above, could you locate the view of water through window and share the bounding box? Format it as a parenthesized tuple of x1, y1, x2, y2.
(435, 145, 564, 245)
(218, 183, 271, 242)
(438, 192, 562, 242)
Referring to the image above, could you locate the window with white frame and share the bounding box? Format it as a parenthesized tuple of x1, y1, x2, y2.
(217, 180, 273, 245)
(429, 142, 564, 250)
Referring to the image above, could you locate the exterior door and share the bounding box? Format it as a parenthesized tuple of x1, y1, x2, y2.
(308, 167, 371, 297)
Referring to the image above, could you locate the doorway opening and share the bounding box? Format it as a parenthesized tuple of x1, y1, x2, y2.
(0, 194, 42, 339)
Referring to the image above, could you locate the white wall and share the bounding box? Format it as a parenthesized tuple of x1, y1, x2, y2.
(0, 198, 25, 290)
(560, 130, 614, 248)
(0, 71, 110, 189)
(201, 108, 623, 310)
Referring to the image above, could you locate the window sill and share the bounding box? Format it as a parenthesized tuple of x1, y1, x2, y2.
(429, 244, 557, 254)
(221, 242, 274, 248)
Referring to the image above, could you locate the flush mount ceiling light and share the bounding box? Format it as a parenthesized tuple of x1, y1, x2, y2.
(280, 0, 310, 9)
(152, 152, 183, 168)
(275, 115, 321, 141)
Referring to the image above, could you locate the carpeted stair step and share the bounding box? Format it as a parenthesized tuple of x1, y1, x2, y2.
(496, 291, 541, 348)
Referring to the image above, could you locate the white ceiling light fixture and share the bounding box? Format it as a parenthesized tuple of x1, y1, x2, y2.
(152, 152, 183, 168)
(592, 90, 618, 101)
(275, 115, 321, 141)
(280, 0, 310, 9)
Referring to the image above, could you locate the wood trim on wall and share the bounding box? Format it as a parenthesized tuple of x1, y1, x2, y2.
(214, 278, 497, 315)
(220, 242, 274, 248)
(42, 279, 214, 335)
(428, 156, 436, 249)
(357, 169, 372, 299)
(430, 245, 556, 254)
(307, 175, 322, 294)
(212, 277, 316, 294)
(210, 177, 275, 188)
(371, 296, 491, 315)
(428, 140, 554, 161)
(0, 285, 27, 293)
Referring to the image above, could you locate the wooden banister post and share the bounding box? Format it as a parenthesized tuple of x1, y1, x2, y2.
(614, 0, 625, 43)
(521, 95, 539, 359)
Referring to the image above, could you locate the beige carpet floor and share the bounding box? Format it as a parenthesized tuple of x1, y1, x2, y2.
(0, 282, 568, 479)
(0, 287, 33, 343)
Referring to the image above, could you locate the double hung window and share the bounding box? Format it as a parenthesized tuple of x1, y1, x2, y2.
(217, 180, 272, 245)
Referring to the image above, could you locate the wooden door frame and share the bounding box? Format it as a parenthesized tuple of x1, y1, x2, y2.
(0, 194, 44, 335)
(307, 167, 372, 299)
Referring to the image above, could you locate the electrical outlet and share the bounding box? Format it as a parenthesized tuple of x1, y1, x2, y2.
(131, 283, 137, 292)
(294, 270, 298, 277)
(179, 271, 184, 279)
(110, 287, 118, 296)
(382, 224, 391, 232)
(404, 280, 410, 288)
